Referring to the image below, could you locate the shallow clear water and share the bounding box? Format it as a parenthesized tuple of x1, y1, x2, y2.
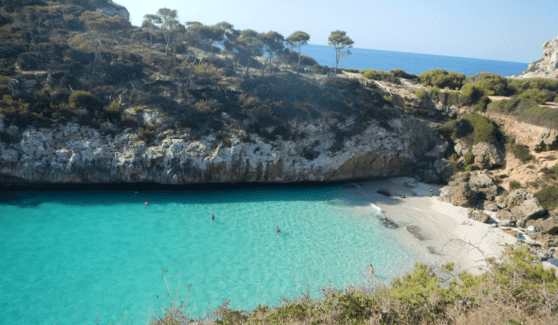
(301, 44, 529, 76)
(0, 186, 417, 325)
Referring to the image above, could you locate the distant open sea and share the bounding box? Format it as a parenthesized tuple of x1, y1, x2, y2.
(301, 44, 529, 76)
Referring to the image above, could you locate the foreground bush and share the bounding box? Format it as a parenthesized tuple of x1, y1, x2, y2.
(149, 247, 557, 325)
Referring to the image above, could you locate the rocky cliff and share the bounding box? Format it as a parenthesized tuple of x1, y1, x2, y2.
(519, 35, 558, 79)
(0, 113, 452, 185)
(0, 0, 461, 186)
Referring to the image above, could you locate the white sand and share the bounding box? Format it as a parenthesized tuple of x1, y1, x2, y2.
(344, 177, 519, 277)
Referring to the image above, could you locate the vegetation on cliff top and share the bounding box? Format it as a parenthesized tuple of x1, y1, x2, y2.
(415, 69, 558, 123)
(0, 0, 404, 152)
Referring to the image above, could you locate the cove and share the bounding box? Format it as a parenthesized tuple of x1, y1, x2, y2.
(0, 184, 418, 325)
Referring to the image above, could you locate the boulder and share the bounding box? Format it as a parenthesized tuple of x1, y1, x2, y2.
(485, 203, 499, 212)
(469, 171, 495, 188)
(468, 210, 490, 223)
(505, 190, 547, 220)
(505, 189, 535, 209)
(541, 214, 558, 235)
(529, 233, 558, 248)
(496, 210, 516, 222)
(518, 218, 528, 228)
(471, 142, 504, 169)
(510, 198, 546, 220)
(96, 6, 130, 20)
(454, 139, 469, 156)
(499, 220, 514, 227)
(440, 182, 478, 207)
(468, 171, 499, 201)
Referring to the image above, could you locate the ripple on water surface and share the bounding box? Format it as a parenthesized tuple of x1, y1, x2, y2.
(0, 187, 418, 324)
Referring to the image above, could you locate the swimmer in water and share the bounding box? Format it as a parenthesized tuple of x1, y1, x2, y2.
(211, 214, 215, 221)
(276, 226, 281, 233)
(144, 201, 149, 206)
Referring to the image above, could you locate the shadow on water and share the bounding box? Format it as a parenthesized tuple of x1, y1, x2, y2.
(0, 179, 377, 207)
(0, 177, 442, 211)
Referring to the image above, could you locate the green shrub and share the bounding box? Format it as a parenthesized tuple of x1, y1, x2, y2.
(415, 90, 428, 99)
(362, 69, 399, 84)
(106, 100, 120, 112)
(442, 263, 454, 272)
(389, 262, 460, 307)
(464, 151, 475, 165)
(465, 72, 509, 96)
(508, 78, 558, 96)
(509, 180, 522, 190)
(69, 90, 104, 111)
(540, 165, 558, 180)
(391, 69, 418, 81)
(485, 97, 558, 130)
(516, 88, 554, 104)
(512, 144, 533, 163)
(459, 84, 492, 110)
(138, 128, 155, 142)
(194, 100, 212, 113)
(0, 75, 11, 86)
(418, 69, 465, 90)
(536, 186, 558, 210)
(440, 114, 501, 146)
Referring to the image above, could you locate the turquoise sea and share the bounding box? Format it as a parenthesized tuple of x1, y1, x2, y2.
(301, 44, 529, 76)
(0, 185, 418, 325)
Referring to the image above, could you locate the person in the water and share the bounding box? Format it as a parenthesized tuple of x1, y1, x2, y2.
(211, 214, 215, 221)
(276, 226, 281, 233)
(144, 201, 149, 206)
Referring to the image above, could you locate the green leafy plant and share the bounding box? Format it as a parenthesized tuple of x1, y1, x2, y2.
(512, 144, 533, 163)
(536, 186, 558, 210)
(509, 180, 522, 190)
(418, 69, 465, 90)
(440, 114, 501, 148)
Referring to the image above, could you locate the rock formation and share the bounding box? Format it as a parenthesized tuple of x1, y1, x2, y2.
(518, 35, 558, 79)
(0, 117, 453, 185)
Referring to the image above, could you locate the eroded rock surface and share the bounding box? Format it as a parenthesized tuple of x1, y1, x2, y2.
(520, 35, 558, 78)
(0, 116, 452, 185)
(468, 210, 490, 223)
(471, 142, 504, 169)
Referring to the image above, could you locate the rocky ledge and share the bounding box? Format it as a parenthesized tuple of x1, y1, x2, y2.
(0, 115, 452, 185)
(517, 35, 558, 79)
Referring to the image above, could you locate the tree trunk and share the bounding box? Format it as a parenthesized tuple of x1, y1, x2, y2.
(297, 49, 302, 75)
(149, 32, 152, 58)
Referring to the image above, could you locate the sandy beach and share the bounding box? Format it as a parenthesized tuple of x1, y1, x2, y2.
(343, 177, 519, 278)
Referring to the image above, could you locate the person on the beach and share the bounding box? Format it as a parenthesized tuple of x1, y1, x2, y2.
(211, 214, 215, 221)
(276, 226, 281, 233)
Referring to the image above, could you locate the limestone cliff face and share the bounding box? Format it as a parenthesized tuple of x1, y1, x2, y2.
(0, 116, 452, 185)
(520, 35, 558, 79)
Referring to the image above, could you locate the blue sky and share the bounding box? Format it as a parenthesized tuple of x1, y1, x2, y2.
(114, 0, 557, 63)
